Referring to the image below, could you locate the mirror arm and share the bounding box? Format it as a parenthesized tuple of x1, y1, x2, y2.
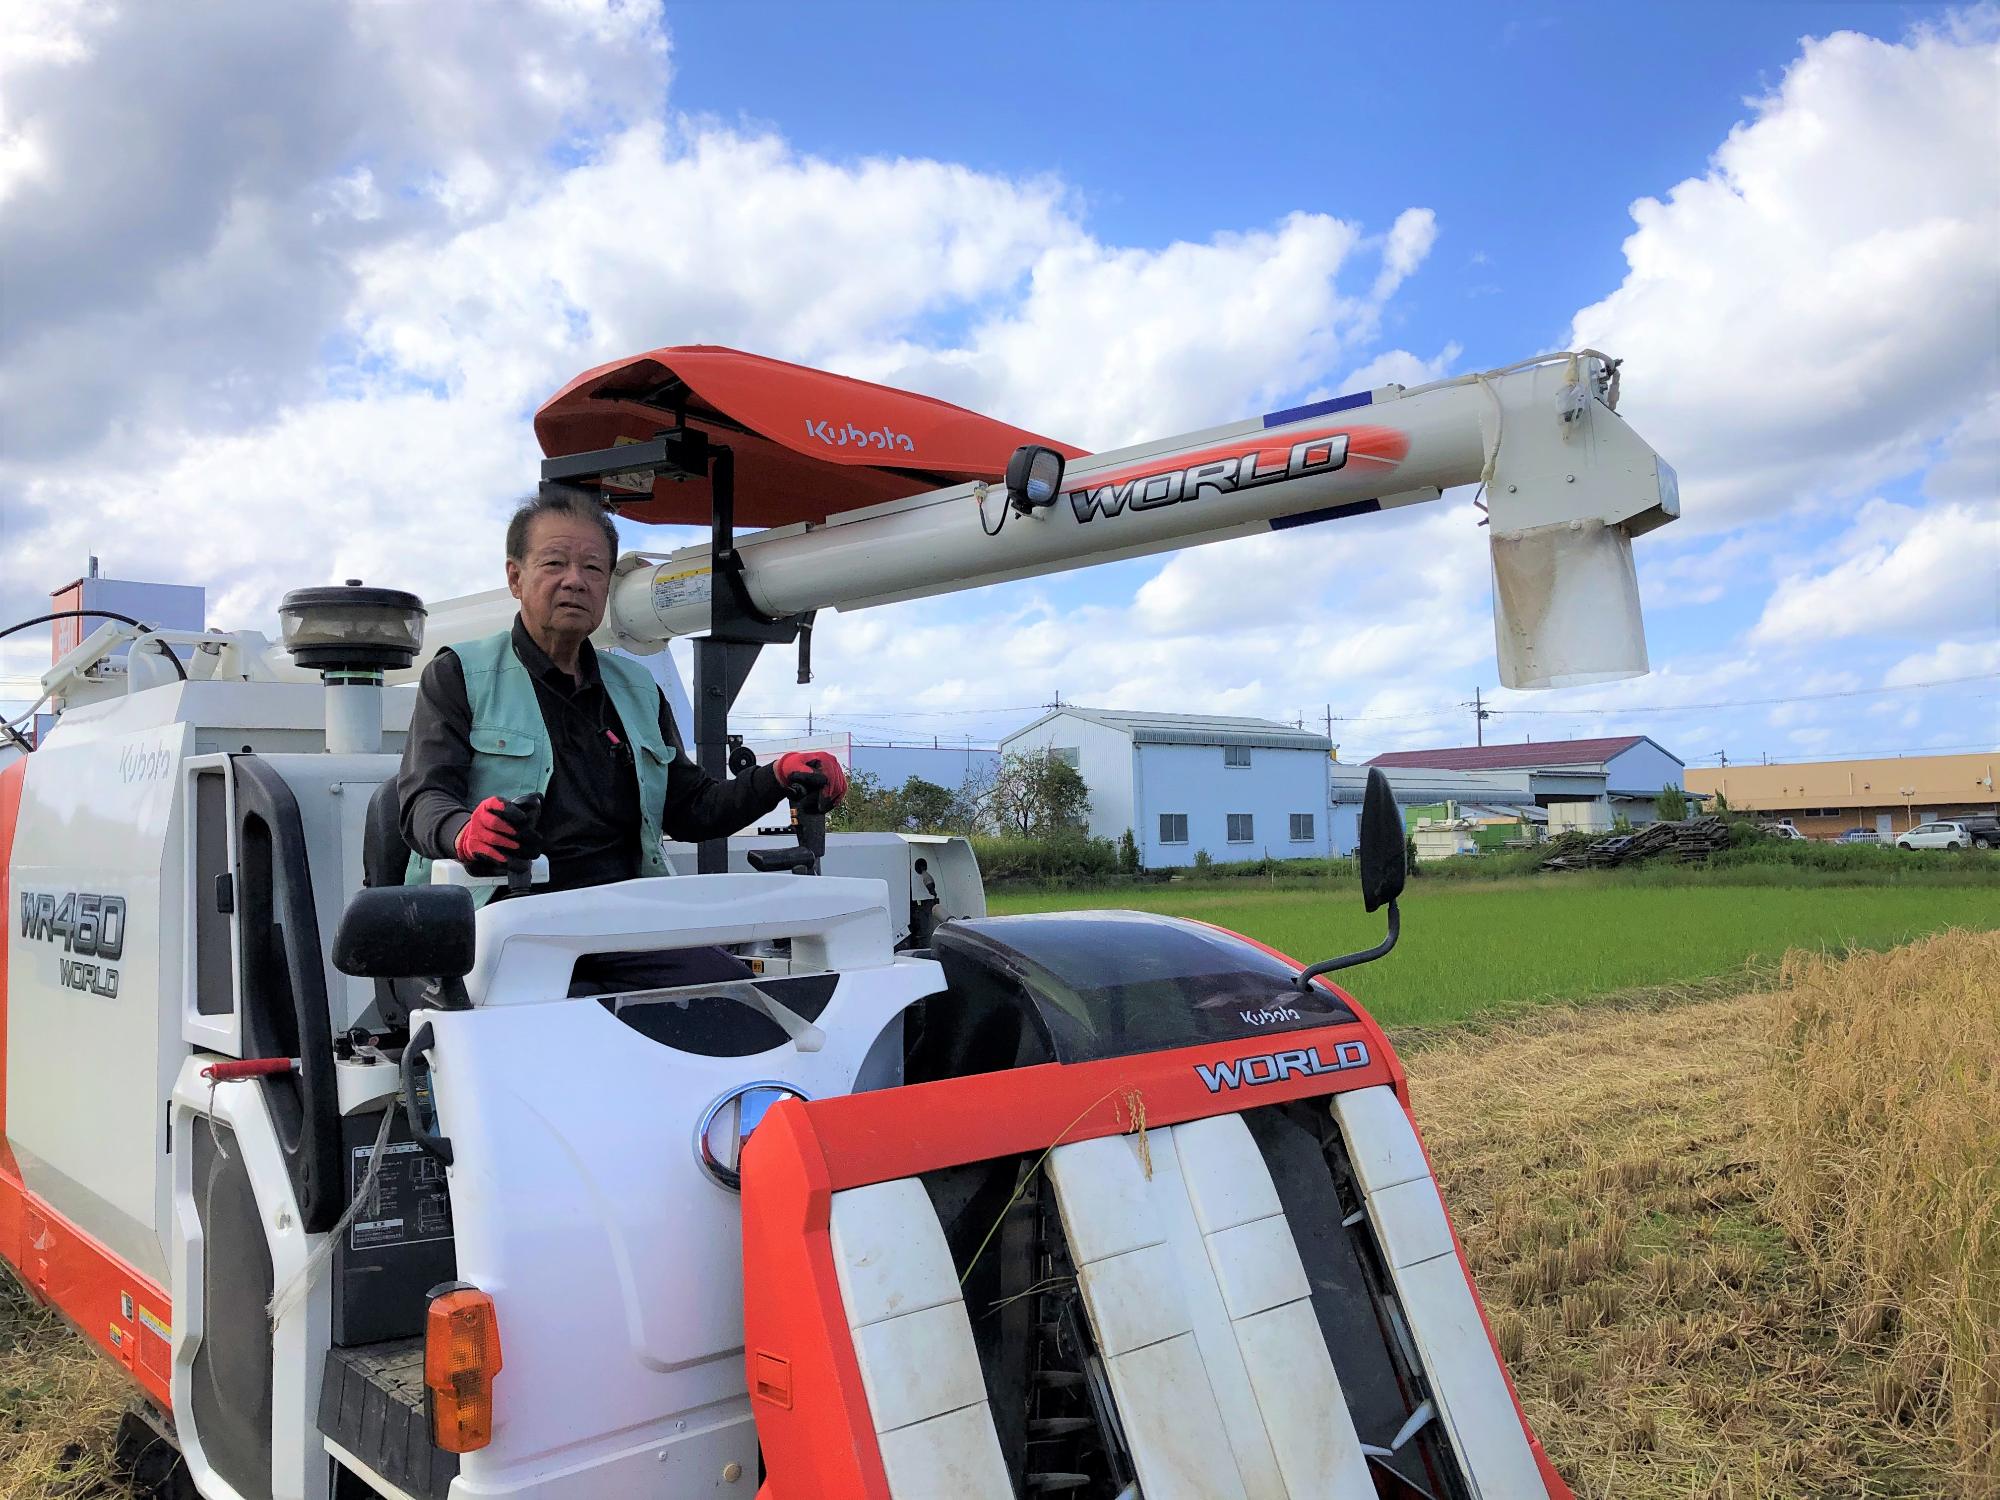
(1294, 900, 1400, 991)
(420, 974, 473, 1012)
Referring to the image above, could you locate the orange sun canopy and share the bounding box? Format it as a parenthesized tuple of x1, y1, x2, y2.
(534, 345, 1084, 529)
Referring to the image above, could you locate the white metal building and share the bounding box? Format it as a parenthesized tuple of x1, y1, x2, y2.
(1002, 708, 1333, 867)
(1328, 765, 1541, 856)
(1365, 735, 1686, 832)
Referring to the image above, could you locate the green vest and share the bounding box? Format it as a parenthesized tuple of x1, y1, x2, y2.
(406, 628, 676, 902)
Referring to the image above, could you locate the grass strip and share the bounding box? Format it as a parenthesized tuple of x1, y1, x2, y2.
(986, 876, 2000, 1027)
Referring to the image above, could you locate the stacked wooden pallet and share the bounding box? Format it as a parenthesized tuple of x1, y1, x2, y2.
(1540, 817, 1732, 871)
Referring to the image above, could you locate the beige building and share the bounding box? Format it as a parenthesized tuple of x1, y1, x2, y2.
(1687, 753, 1998, 839)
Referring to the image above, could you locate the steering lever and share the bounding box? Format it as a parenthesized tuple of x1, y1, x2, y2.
(747, 781, 826, 877)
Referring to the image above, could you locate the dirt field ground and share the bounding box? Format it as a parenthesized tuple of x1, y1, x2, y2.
(3, 936, 1991, 1498)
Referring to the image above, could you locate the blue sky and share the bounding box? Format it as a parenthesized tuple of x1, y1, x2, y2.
(665, 2, 1944, 353)
(1, 0, 1993, 766)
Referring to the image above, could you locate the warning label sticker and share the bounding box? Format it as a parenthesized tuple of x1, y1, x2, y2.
(652, 567, 713, 615)
(349, 1140, 454, 1251)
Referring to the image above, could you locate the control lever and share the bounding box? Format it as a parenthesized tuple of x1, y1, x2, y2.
(504, 792, 545, 895)
(747, 780, 826, 877)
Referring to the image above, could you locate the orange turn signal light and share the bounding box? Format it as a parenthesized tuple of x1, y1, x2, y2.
(424, 1283, 503, 1453)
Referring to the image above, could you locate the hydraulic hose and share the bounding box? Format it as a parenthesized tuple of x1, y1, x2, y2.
(0, 609, 190, 680)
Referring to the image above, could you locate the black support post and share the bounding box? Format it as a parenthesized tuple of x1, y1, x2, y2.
(689, 446, 814, 873)
(540, 428, 814, 876)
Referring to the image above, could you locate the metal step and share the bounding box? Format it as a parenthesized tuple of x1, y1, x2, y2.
(318, 1339, 457, 1500)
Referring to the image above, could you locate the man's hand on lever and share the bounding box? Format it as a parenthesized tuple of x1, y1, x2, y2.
(770, 752, 848, 814)
(454, 794, 546, 874)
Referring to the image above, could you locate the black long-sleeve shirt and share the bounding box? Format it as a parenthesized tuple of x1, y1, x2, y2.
(399, 618, 783, 891)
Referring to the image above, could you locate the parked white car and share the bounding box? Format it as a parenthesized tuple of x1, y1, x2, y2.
(1897, 821, 1971, 850)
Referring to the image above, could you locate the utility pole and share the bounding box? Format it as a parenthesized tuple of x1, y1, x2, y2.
(1712, 748, 1727, 767)
(1462, 687, 1492, 746)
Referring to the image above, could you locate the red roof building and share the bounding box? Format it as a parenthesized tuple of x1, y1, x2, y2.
(1368, 735, 1657, 773)
(1365, 735, 1686, 831)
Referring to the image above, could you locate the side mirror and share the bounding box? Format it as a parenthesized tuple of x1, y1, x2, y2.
(1358, 767, 1407, 912)
(1295, 767, 1405, 991)
(333, 886, 476, 980)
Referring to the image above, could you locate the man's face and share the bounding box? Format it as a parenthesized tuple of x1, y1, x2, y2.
(507, 512, 612, 639)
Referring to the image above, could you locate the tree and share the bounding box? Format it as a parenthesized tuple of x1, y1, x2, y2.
(897, 776, 959, 833)
(987, 751, 1091, 836)
(1117, 828, 1140, 875)
(953, 763, 996, 832)
(1657, 782, 1688, 821)
(828, 770, 896, 832)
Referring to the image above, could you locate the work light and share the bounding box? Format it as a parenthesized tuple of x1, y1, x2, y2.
(1006, 444, 1066, 515)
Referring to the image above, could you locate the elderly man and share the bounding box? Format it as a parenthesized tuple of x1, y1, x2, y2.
(399, 490, 845, 913)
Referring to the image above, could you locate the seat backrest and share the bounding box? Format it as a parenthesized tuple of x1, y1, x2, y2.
(363, 776, 412, 889)
(361, 777, 426, 1027)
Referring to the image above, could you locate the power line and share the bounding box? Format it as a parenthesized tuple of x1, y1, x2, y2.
(1319, 672, 1997, 727)
(1485, 672, 1998, 717)
(1687, 738, 1999, 766)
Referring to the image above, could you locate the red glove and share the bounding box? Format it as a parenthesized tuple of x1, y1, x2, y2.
(455, 795, 529, 871)
(771, 751, 847, 814)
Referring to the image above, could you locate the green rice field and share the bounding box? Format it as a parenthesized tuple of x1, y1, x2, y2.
(984, 872, 2000, 1027)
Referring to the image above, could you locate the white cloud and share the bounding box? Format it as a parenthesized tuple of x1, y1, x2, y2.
(0, 0, 668, 457)
(1749, 499, 2000, 647)
(2, 3, 1994, 775)
(1571, 18, 2000, 529)
(1, 1, 1442, 660)
(1372, 208, 1438, 302)
(1338, 343, 1462, 395)
(1884, 636, 2000, 686)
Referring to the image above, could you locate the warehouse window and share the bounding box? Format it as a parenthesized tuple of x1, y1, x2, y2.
(1159, 813, 1189, 844)
(1223, 745, 1252, 768)
(1048, 746, 1080, 768)
(1227, 813, 1254, 843)
(1289, 813, 1314, 842)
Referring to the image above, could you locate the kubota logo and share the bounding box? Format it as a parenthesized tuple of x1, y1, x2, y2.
(1195, 1040, 1370, 1093)
(804, 419, 915, 454)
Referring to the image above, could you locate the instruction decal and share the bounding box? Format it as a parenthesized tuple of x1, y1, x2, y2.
(651, 566, 713, 615)
(349, 1141, 454, 1251)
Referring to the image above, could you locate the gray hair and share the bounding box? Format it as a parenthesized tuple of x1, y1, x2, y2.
(505, 488, 620, 563)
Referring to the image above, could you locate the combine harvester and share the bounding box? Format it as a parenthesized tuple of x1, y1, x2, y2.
(0, 345, 1677, 1499)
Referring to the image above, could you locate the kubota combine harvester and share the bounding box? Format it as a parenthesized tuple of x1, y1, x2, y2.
(0, 345, 1677, 1499)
